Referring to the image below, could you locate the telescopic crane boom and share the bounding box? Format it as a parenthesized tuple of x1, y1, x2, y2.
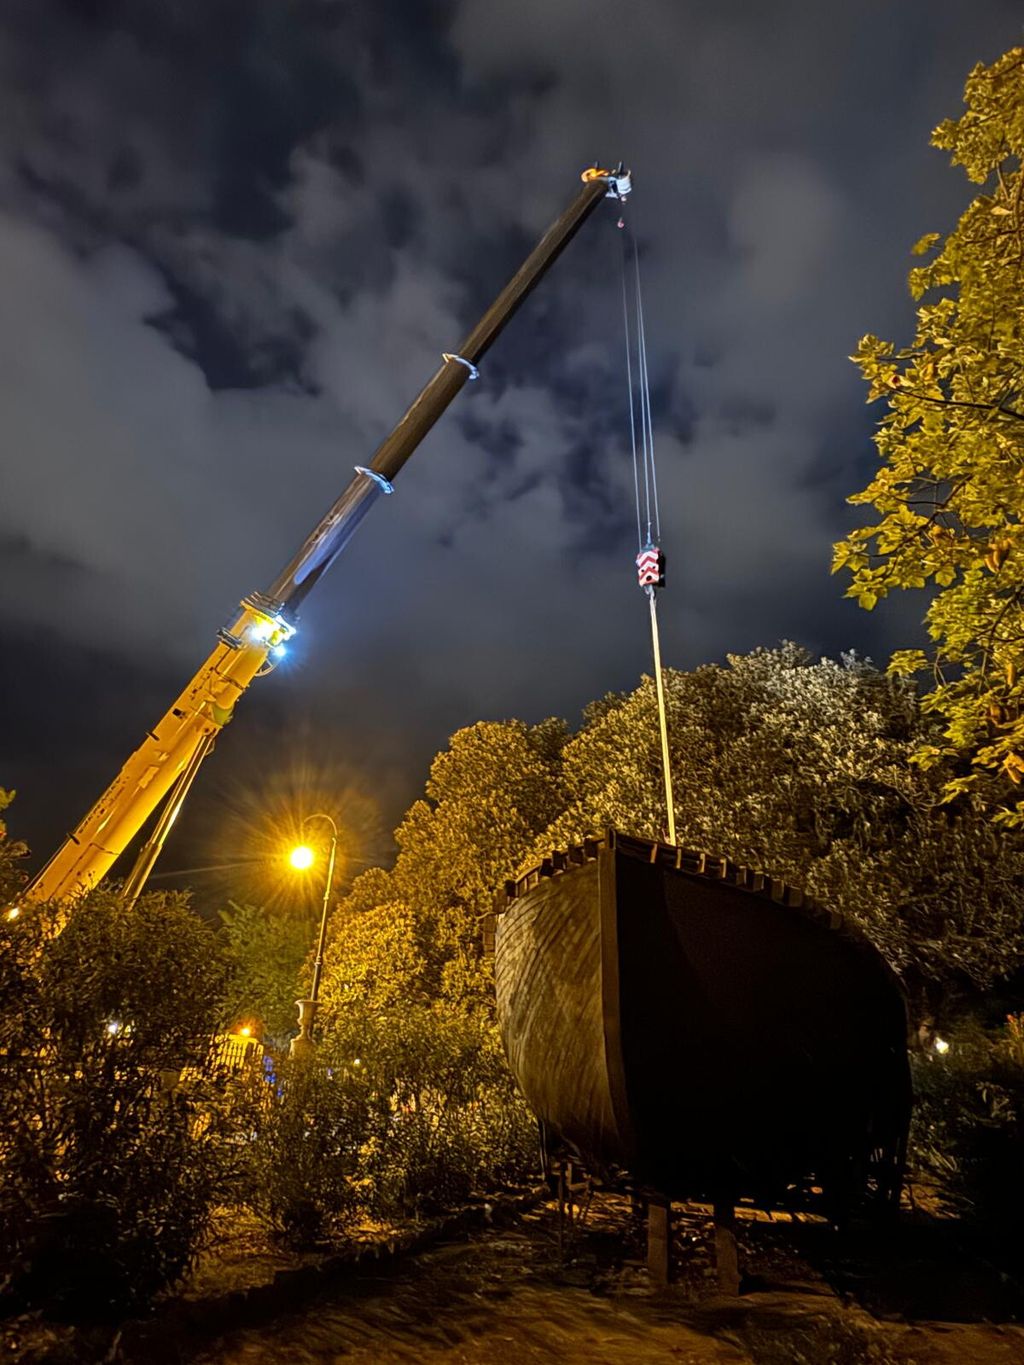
(24, 165, 631, 905)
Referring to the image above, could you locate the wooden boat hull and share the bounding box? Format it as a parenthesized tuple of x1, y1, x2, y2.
(494, 832, 910, 1207)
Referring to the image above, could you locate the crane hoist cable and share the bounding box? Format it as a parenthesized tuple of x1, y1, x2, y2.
(618, 209, 676, 845)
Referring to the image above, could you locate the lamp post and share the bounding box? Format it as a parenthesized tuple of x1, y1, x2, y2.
(288, 813, 338, 1058)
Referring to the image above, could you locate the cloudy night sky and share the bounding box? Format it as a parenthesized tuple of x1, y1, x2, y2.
(2, 0, 1022, 882)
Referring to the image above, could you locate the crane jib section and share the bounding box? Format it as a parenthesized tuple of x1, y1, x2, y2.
(25, 598, 293, 903)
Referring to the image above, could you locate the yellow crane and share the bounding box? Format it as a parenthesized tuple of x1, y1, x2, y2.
(23, 165, 631, 906)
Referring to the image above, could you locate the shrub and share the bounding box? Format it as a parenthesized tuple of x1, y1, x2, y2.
(323, 1004, 537, 1220)
(240, 1006, 537, 1243)
(0, 889, 230, 1319)
(234, 1055, 367, 1247)
(910, 1015, 1024, 1232)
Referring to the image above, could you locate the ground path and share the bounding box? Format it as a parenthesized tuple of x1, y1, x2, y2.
(188, 1196, 1024, 1365)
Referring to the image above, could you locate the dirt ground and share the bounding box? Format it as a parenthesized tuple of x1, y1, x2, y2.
(187, 1194, 1024, 1365)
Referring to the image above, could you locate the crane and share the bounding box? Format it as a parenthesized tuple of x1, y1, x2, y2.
(22, 165, 632, 906)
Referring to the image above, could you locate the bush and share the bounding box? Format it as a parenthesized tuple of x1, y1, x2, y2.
(240, 1006, 538, 1244)
(910, 1015, 1024, 1232)
(234, 1056, 368, 1247)
(0, 889, 230, 1319)
(323, 1004, 537, 1220)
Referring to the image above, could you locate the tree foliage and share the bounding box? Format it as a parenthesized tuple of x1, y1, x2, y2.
(0, 787, 27, 902)
(538, 648, 1024, 1008)
(321, 718, 568, 1015)
(835, 48, 1024, 822)
(218, 899, 311, 1043)
(297, 720, 566, 1226)
(911, 1014, 1024, 1231)
(324, 650, 1024, 1026)
(0, 887, 230, 1317)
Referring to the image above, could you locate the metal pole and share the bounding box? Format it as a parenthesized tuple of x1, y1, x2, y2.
(310, 826, 337, 1005)
(120, 731, 216, 907)
(291, 812, 338, 1058)
(647, 587, 676, 845)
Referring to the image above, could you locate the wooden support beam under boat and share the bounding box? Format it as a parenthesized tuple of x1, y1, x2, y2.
(647, 1197, 671, 1285)
(713, 1198, 741, 1296)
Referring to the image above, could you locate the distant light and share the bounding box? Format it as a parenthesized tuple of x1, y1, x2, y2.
(107, 1020, 121, 1036)
(6, 907, 20, 921)
(933, 1036, 950, 1055)
(289, 844, 315, 871)
(239, 1025, 252, 1038)
(271, 644, 287, 660)
(353, 1057, 362, 1067)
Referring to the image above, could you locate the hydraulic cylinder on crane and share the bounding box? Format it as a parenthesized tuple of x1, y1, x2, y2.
(23, 165, 631, 905)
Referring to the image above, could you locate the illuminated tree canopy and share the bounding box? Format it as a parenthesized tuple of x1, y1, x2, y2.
(321, 651, 1024, 1020)
(835, 48, 1024, 822)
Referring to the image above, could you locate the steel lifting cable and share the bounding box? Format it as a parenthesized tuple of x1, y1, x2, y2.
(618, 208, 676, 845)
(619, 217, 660, 550)
(634, 244, 661, 543)
(620, 240, 644, 551)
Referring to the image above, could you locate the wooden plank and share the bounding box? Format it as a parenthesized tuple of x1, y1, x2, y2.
(494, 860, 624, 1170)
(647, 1198, 671, 1285)
(598, 847, 636, 1159)
(713, 1198, 740, 1295)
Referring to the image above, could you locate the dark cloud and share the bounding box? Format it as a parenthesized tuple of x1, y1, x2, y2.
(2, 0, 1023, 873)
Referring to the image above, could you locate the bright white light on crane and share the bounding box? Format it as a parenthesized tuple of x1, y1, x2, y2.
(271, 644, 287, 660)
(250, 620, 274, 644)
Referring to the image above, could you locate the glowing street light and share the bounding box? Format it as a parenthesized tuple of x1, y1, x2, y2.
(289, 844, 315, 871)
(287, 813, 339, 1058)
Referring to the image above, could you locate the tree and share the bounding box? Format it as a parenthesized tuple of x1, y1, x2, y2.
(0, 788, 27, 902)
(0, 886, 230, 1316)
(321, 718, 568, 1015)
(320, 654, 1024, 1028)
(305, 721, 565, 1218)
(834, 48, 1024, 823)
(218, 899, 312, 1043)
(532, 647, 1024, 1013)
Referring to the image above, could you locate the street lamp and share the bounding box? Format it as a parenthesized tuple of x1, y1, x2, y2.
(287, 812, 338, 1058)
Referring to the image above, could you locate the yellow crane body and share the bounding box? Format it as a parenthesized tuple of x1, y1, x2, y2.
(25, 598, 292, 902)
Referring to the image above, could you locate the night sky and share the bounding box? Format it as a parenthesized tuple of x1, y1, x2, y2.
(2, 1, 1023, 884)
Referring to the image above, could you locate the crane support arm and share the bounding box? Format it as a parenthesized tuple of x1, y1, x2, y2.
(21, 166, 629, 904)
(24, 598, 293, 903)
